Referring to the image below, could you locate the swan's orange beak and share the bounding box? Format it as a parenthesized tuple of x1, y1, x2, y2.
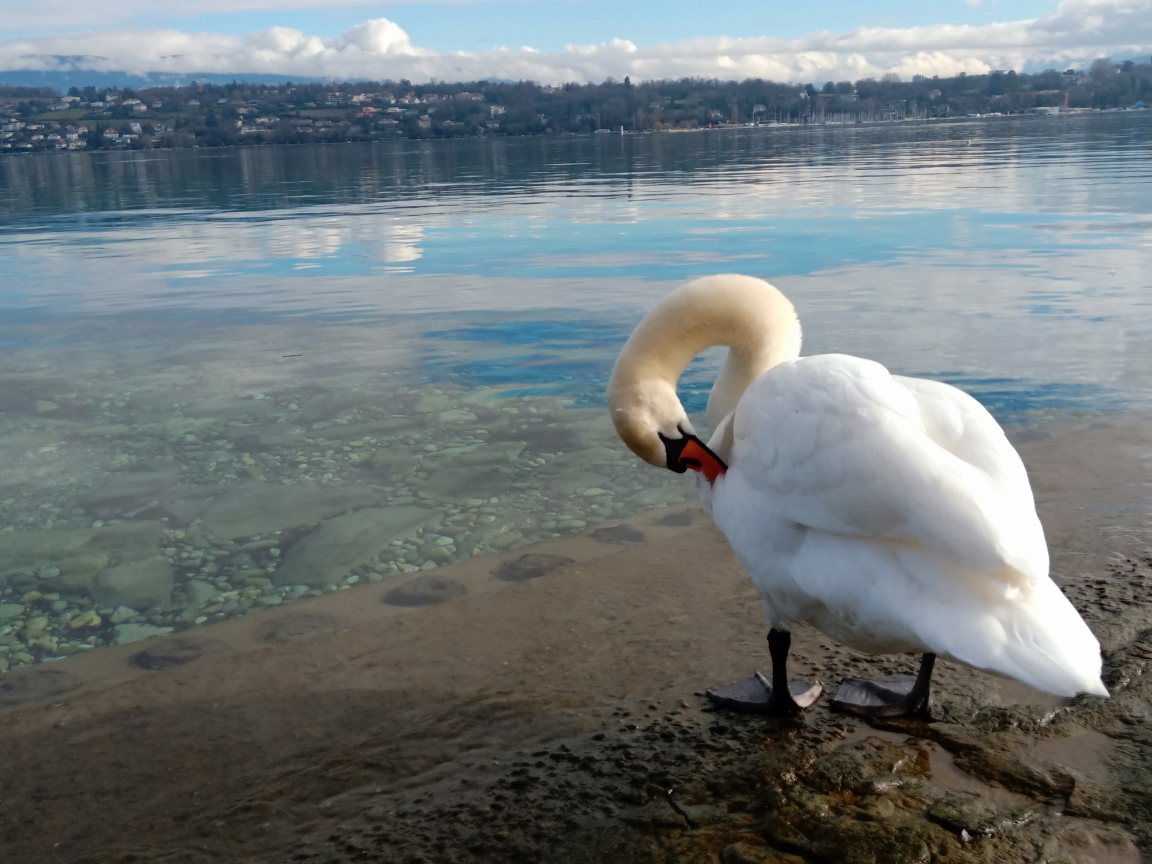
(680, 438, 727, 483)
(659, 430, 727, 483)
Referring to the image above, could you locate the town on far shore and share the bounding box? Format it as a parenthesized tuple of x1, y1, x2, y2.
(2, 59, 1149, 153)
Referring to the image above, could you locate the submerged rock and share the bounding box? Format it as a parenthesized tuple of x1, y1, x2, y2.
(67, 610, 102, 629)
(183, 579, 219, 610)
(274, 506, 439, 586)
(414, 393, 452, 413)
(0, 521, 163, 576)
(112, 623, 175, 646)
(547, 470, 611, 495)
(224, 423, 304, 451)
(490, 529, 523, 549)
(200, 482, 379, 540)
(298, 391, 378, 423)
(91, 558, 173, 610)
(84, 522, 167, 565)
(423, 442, 521, 470)
(421, 466, 514, 502)
(182, 396, 279, 421)
(79, 461, 181, 512)
(365, 449, 417, 481)
(437, 409, 478, 424)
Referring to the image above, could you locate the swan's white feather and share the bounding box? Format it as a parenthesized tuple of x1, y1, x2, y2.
(703, 353, 1106, 698)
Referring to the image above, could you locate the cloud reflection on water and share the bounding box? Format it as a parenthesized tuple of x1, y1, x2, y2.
(1, 114, 1150, 423)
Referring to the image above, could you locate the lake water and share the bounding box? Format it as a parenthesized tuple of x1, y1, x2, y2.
(1, 112, 1151, 672)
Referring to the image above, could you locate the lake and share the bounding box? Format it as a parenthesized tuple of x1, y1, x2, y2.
(1, 112, 1151, 671)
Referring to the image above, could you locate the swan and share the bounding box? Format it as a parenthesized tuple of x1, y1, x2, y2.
(607, 275, 1108, 717)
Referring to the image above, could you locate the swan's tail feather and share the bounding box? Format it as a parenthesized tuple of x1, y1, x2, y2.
(1001, 578, 1107, 697)
(940, 576, 1107, 699)
(742, 524, 1108, 700)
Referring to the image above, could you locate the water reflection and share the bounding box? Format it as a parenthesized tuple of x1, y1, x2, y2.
(3, 115, 1151, 220)
(0, 114, 1150, 673)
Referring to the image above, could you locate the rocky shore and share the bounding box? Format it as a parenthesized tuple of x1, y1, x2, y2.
(0, 412, 1150, 864)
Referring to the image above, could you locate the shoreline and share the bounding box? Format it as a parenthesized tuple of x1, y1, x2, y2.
(1, 410, 1150, 862)
(2, 109, 1148, 158)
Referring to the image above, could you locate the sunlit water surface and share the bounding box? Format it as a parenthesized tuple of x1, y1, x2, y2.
(1, 113, 1150, 670)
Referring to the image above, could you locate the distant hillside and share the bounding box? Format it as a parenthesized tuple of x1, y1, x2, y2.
(2, 61, 1149, 153)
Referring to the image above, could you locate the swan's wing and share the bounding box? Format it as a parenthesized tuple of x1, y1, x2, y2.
(731, 354, 1047, 584)
(890, 374, 1041, 524)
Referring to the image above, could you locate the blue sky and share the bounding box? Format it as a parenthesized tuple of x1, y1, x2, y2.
(5, 0, 1063, 47)
(161, 2, 1060, 53)
(2, 0, 1149, 84)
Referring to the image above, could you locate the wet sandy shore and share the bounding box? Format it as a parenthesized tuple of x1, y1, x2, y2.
(1, 412, 1151, 864)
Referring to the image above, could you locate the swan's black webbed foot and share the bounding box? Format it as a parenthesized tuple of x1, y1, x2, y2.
(705, 629, 822, 715)
(829, 653, 935, 720)
(705, 673, 823, 714)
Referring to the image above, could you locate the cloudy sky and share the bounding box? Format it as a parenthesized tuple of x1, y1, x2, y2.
(1, 0, 1150, 83)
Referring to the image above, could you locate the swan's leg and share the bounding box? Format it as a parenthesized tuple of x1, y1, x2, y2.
(705, 628, 823, 715)
(767, 629, 825, 713)
(829, 653, 936, 720)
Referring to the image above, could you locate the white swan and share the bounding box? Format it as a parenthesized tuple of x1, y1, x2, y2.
(608, 274, 1107, 716)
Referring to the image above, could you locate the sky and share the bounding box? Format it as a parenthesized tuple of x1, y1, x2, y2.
(0, 0, 1150, 84)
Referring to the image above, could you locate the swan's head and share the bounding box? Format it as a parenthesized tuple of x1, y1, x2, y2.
(607, 274, 800, 482)
(607, 376, 696, 469)
(607, 376, 728, 482)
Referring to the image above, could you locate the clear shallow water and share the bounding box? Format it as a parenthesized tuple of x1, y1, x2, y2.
(1, 113, 1151, 671)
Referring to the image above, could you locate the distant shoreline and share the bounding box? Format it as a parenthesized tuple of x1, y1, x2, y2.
(2, 64, 1148, 154)
(2, 108, 1148, 159)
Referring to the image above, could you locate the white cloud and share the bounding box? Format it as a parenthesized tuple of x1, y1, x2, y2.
(1, 0, 1150, 84)
(0, 0, 423, 35)
(341, 18, 420, 56)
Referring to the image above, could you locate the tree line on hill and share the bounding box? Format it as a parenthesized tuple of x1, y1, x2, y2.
(1, 58, 1149, 151)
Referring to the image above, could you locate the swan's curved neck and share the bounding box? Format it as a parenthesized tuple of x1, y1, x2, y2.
(607, 275, 801, 467)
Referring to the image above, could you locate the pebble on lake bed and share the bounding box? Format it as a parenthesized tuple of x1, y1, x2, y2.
(67, 610, 102, 629)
